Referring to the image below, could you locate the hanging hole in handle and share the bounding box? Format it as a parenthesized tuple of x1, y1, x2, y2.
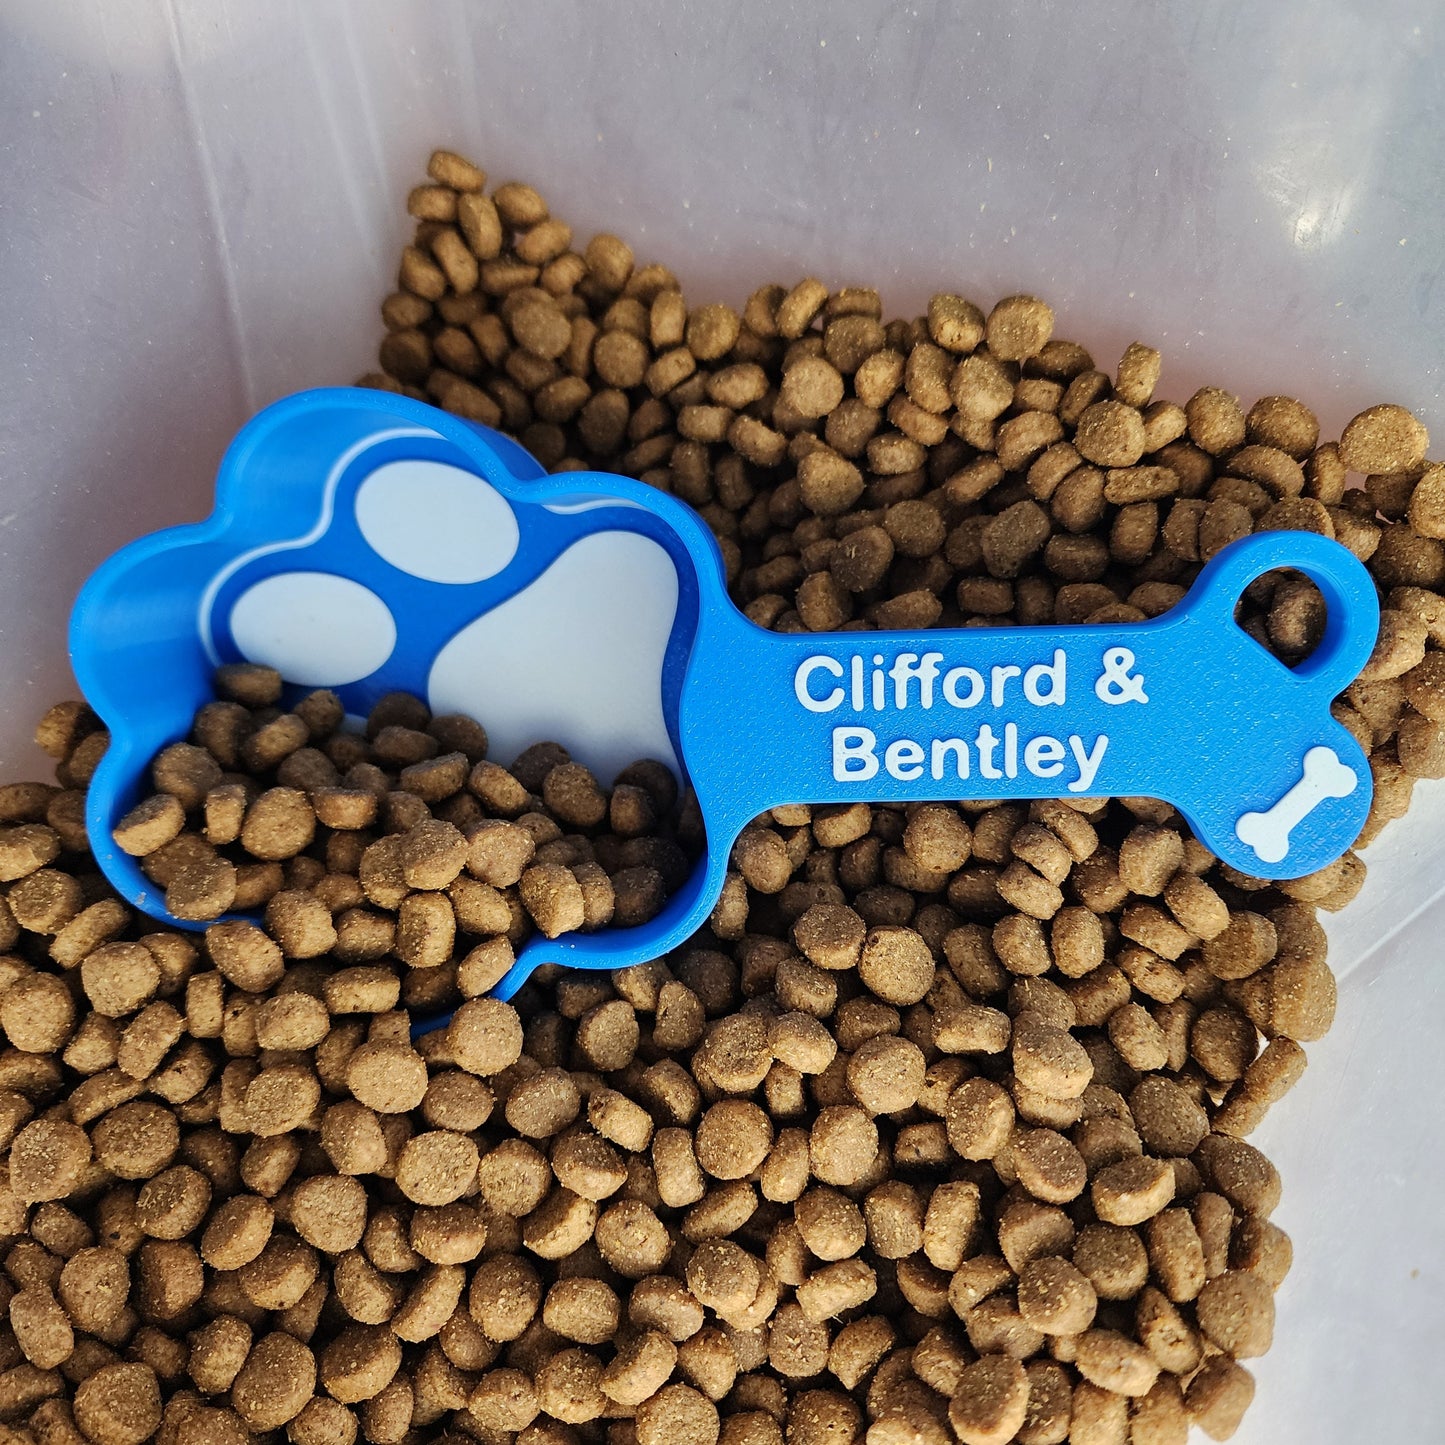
(1189, 531, 1380, 699)
(1238, 568, 1328, 670)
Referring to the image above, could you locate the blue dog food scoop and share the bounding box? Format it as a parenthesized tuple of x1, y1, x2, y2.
(71, 388, 1379, 1015)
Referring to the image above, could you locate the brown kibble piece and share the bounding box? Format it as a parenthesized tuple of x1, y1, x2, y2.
(11, 1118, 92, 1202)
(782, 356, 845, 419)
(687, 303, 741, 361)
(265, 889, 337, 959)
(637, 1383, 720, 1445)
(58, 1247, 129, 1334)
(468, 1254, 542, 1343)
(686, 1237, 761, 1316)
(348, 1043, 429, 1114)
(135, 1164, 211, 1240)
(152, 743, 224, 810)
(395, 1130, 479, 1205)
(1195, 1269, 1275, 1358)
(1131, 1076, 1209, 1158)
(164, 853, 237, 921)
(946, 1078, 1015, 1161)
(857, 926, 933, 1004)
(1075, 1328, 1160, 1397)
(986, 295, 1054, 361)
(767, 1299, 829, 1377)
(795, 1187, 866, 1261)
(0, 821, 62, 882)
(240, 787, 315, 860)
(475, 1140, 549, 1222)
(1196, 1136, 1282, 1220)
(448, 996, 524, 1077)
(1230, 1214, 1294, 1290)
(81, 942, 161, 1018)
(808, 1106, 878, 1186)
(112, 794, 186, 857)
(232, 1331, 317, 1429)
(1164, 870, 1229, 940)
(598, 1330, 675, 1408)
(947, 1354, 1030, 1445)
(903, 805, 972, 871)
(291, 1174, 369, 1254)
(1012, 1128, 1087, 1204)
(73, 1363, 162, 1445)
(845, 1035, 925, 1115)
(543, 763, 608, 829)
(466, 821, 537, 890)
(776, 279, 828, 339)
(793, 904, 865, 971)
(505, 1067, 581, 1138)
(1191, 1007, 1256, 1082)
(242, 1063, 321, 1138)
(1339, 403, 1429, 474)
(93, 1101, 180, 1179)
(1012, 1012, 1092, 1099)
(1185, 1356, 1256, 1439)
(6, 866, 83, 935)
(928, 293, 985, 352)
(1073, 1224, 1150, 1301)
(1186, 387, 1247, 456)
(427, 150, 484, 191)
(596, 1199, 672, 1278)
(1092, 1155, 1175, 1226)
(1075, 401, 1146, 467)
(698, 1013, 772, 1093)
(933, 1001, 1011, 1055)
(1017, 1254, 1097, 1336)
(1145, 1209, 1208, 1306)
(1118, 826, 1184, 896)
(769, 1012, 837, 1075)
(696, 1100, 774, 1179)
(798, 450, 864, 517)
(542, 1276, 621, 1346)
(200, 1197, 274, 1271)
(10, 1287, 74, 1369)
(1203, 912, 1277, 980)
(589, 1088, 655, 1153)
(206, 921, 285, 993)
(320, 1323, 403, 1404)
(795, 1258, 875, 1323)
(519, 863, 586, 937)
(472, 1367, 541, 1431)
(1247, 395, 1319, 457)
(1, 973, 75, 1053)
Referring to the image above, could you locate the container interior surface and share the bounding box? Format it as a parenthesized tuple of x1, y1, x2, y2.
(2, 2, 1442, 1440)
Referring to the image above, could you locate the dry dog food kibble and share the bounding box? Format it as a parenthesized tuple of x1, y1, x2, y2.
(0, 147, 1433, 1444)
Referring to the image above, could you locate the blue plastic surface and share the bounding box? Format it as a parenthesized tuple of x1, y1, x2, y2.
(71, 388, 1380, 1019)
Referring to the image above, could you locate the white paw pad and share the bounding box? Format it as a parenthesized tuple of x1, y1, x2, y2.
(1235, 745, 1358, 865)
(427, 530, 677, 783)
(355, 460, 519, 583)
(228, 572, 398, 688)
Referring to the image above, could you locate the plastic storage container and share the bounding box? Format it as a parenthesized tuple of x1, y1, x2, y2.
(2, 3, 1441, 1440)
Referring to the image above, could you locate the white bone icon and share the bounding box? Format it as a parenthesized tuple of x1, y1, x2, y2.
(1234, 746, 1358, 865)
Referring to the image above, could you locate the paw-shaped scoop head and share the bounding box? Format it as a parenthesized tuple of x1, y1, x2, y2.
(71, 388, 727, 1000)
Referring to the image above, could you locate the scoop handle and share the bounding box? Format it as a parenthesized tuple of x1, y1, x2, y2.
(678, 529, 1377, 880)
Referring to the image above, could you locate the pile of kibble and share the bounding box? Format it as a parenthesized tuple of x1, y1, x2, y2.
(107, 666, 697, 964)
(0, 149, 1439, 1445)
